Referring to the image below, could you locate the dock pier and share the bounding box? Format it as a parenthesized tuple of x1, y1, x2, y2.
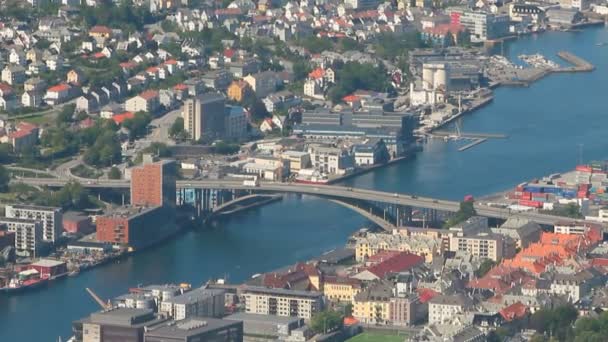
(555, 51, 595, 72)
(458, 138, 487, 151)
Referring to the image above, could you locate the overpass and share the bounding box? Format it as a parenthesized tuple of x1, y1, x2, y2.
(14, 177, 576, 227)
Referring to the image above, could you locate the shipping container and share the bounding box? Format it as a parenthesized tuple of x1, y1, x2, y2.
(576, 165, 593, 172)
(519, 200, 543, 208)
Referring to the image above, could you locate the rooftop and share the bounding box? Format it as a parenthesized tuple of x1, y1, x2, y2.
(31, 259, 65, 268)
(243, 286, 323, 299)
(163, 288, 225, 305)
(145, 318, 240, 338)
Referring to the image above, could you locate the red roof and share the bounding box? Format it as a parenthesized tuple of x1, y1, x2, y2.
(9, 129, 34, 139)
(223, 48, 235, 59)
(591, 258, 608, 267)
(146, 66, 159, 73)
(499, 302, 529, 322)
(366, 251, 424, 278)
(139, 90, 159, 100)
(47, 84, 70, 93)
(93, 52, 106, 59)
(417, 288, 439, 303)
(119, 61, 137, 69)
(424, 23, 466, 36)
(343, 317, 359, 326)
(173, 83, 188, 91)
(343, 95, 360, 102)
(0, 82, 13, 95)
(215, 8, 242, 15)
(112, 111, 134, 124)
(89, 25, 112, 35)
(164, 59, 178, 65)
(308, 68, 325, 80)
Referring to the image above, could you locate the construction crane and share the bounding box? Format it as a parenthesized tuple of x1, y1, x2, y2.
(86, 287, 111, 310)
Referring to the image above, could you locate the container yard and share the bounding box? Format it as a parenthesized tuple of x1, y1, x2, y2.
(483, 161, 608, 221)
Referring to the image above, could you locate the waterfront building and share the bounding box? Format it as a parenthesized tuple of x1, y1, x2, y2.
(130, 156, 177, 208)
(280, 151, 311, 172)
(144, 317, 243, 342)
(307, 144, 353, 175)
(242, 286, 323, 319)
(159, 288, 225, 320)
(182, 92, 226, 141)
(95, 206, 176, 249)
(28, 259, 67, 278)
(72, 308, 166, 342)
(553, 221, 598, 235)
(449, 10, 510, 42)
(352, 139, 389, 167)
(4, 204, 62, 243)
(0, 217, 43, 257)
(428, 294, 473, 324)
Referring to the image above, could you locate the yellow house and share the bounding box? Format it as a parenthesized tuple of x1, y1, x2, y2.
(322, 276, 362, 302)
(353, 281, 393, 325)
(354, 231, 442, 263)
(227, 80, 253, 102)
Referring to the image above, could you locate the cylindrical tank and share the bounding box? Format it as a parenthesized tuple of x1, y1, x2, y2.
(135, 298, 155, 309)
(422, 65, 434, 91)
(433, 65, 448, 91)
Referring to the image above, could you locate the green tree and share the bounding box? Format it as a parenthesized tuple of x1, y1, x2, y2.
(0, 143, 13, 163)
(0, 165, 9, 192)
(212, 141, 239, 155)
(475, 259, 497, 277)
(108, 166, 122, 180)
(122, 111, 152, 140)
(56, 104, 76, 125)
(443, 201, 477, 228)
(169, 117, 185, 139)
(310, 310, 343, 334)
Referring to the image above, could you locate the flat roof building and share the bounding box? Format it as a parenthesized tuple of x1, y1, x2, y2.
(4, 204, 62, 243)
(242, 286, 323, 319)
(159, 287, 225, 320)
(144, 317, 243, 342)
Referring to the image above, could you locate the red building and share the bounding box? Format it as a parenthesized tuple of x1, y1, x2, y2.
(62, 212, 94, 234)
(29, 259, 67, 278)
(130, 156, 176, 208)
(95, 206, 175, 248)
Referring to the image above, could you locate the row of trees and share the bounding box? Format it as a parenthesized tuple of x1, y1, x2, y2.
(328, 62, 393, 104)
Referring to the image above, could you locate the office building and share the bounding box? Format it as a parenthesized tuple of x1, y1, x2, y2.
(308, 144, 353, 175)
(224, 105, 248, 140)
(0, 217, 43, 257)
(4, 204, 62, 243)
(72, 308, 166, 342)
(242, 286, 324, 319)
(450, 10, 510, 41)
(144, 318, 243, 342)
(182, 92, 226, 141)
(159, 288, 225, 320)
(130, 156, 177, 208)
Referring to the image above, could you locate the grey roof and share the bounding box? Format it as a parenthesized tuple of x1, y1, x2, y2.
(429, 294, 473, 307)
(163, 288, 225, 305)
(145, 318, 241, 339)
(88, 308, 156, 327)
(6, 204, 60, 212)
(224, 312, 302, 325)
(196, 91, 225, 103)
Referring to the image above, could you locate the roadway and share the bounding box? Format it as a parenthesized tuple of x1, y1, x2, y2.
(14, 177, 577, 225)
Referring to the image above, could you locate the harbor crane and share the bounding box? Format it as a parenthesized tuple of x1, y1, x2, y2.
(86, 287, 112, 310)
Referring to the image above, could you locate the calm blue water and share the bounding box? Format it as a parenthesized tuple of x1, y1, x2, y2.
(2, 27, 608, 341)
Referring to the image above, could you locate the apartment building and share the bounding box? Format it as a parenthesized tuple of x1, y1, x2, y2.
(242, 286, 323, 319)
(322, 276, 362, 302)
(159, 288, 225, 320)
(4, 204, 62, 243)
(308, 145, 353, 175)
(182, 92, 226, 141)
(0, 217, 43, 257)
(125, 90, 160, 114)
(448, 233, 507, 262)
(428, 294, 473, 324)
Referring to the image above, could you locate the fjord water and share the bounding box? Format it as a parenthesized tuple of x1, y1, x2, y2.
(2, 27, 608, 341)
